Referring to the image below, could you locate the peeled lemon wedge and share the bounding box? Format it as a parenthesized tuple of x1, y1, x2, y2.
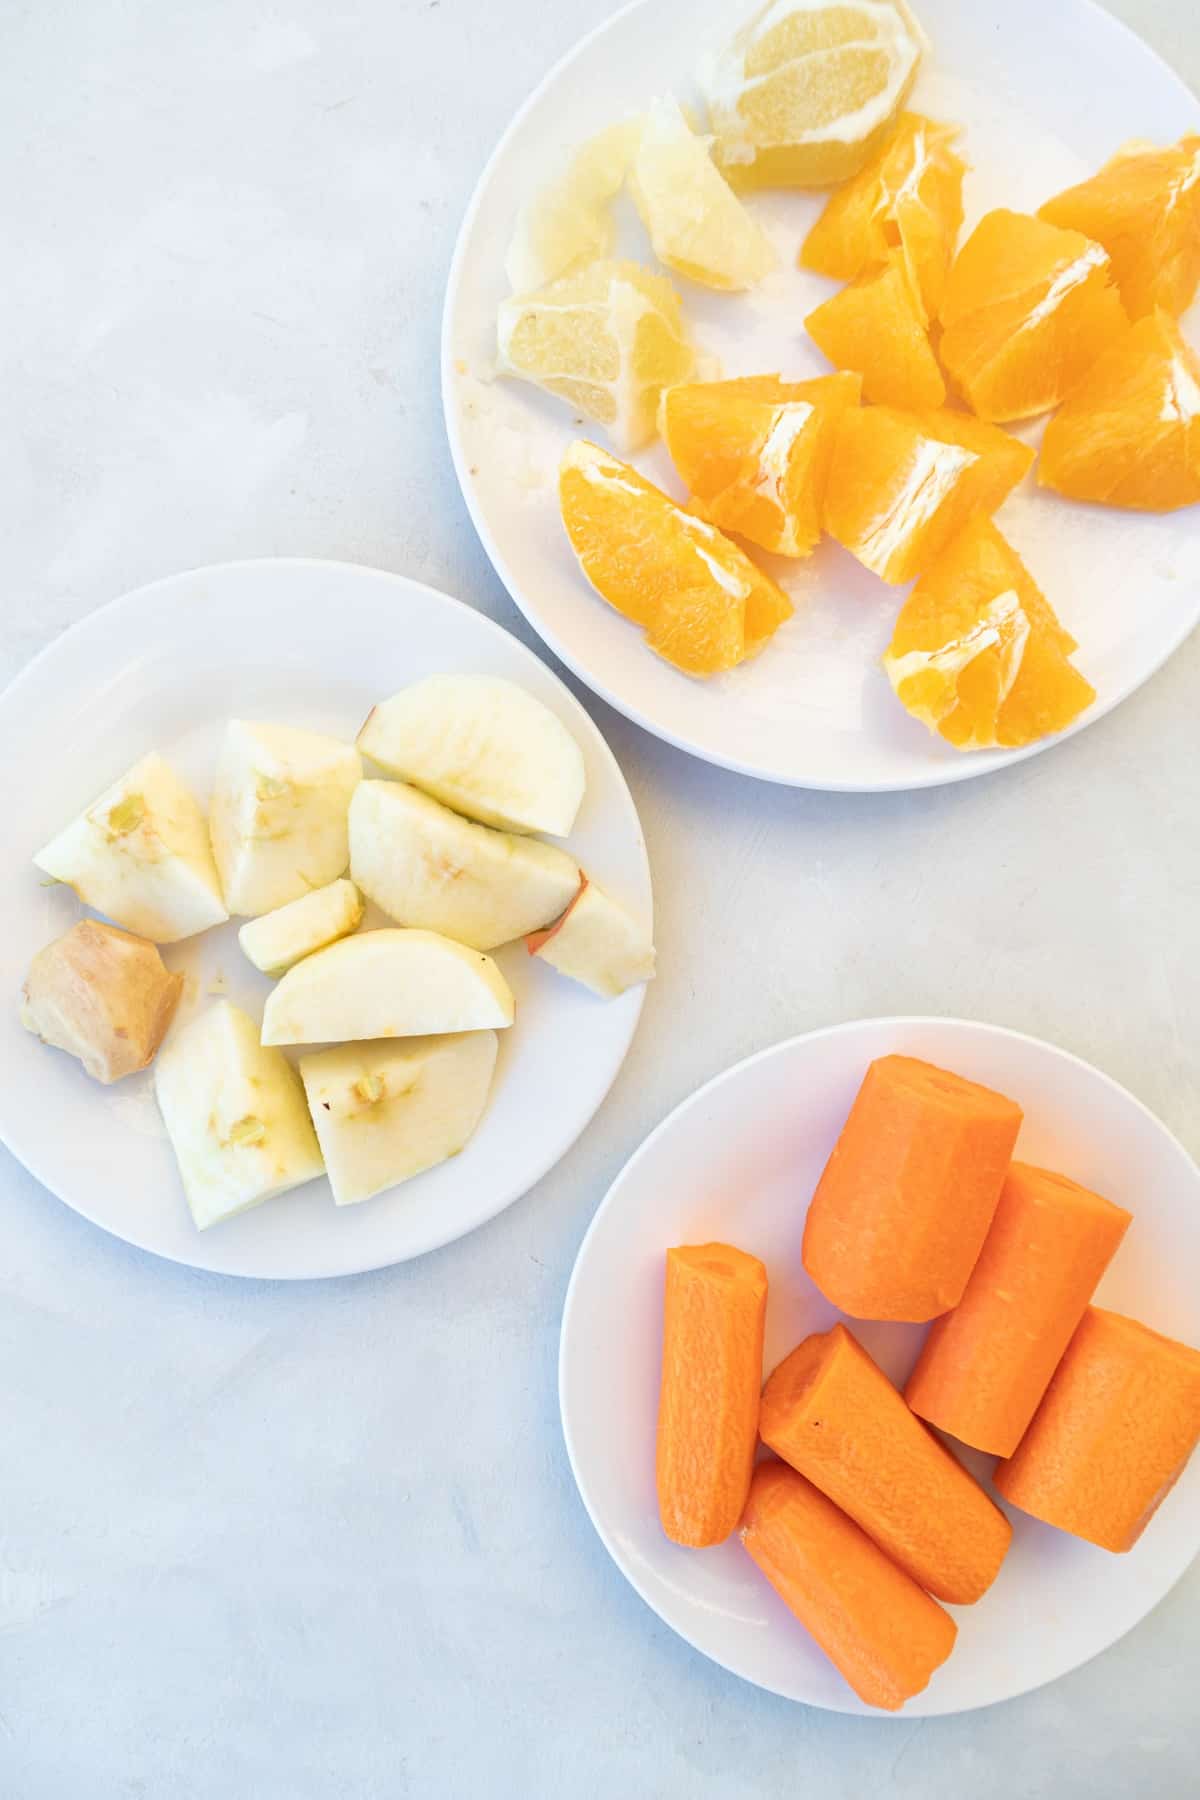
(701, 0, 924, 188)
(497, 259, 696, 451)
(504, 118, 644, 293)
(629, 96, 775, 290)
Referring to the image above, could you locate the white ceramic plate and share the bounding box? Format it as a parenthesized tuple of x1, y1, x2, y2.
(559, 1016, 1200, 1715)
(0, 560, 651, 1279)
(443, 0, 1200, 791)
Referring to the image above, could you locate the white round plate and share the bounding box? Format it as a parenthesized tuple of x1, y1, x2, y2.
(0, 560, 651, 1280)
(444, 0, 1200, 792)
(560, 1017, 1200, 1715)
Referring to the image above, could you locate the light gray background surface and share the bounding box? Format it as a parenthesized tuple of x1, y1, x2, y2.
(1, 1, 1197, 1794)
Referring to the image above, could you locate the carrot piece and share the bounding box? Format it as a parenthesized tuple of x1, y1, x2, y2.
(802, 1054, 1023, 1322)
(759, 1324, 1012, 1603)
(906, 1163, 1132, 1456)
(526, 874, 588, 954)
(740, 1461, 957, 1711)
(656, 1243, 768, 1546)
(995, 1307, 1200, 1551)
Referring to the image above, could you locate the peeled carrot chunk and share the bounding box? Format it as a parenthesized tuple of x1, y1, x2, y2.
(802, 1054, 1023, 1322)
(759, 1323, 1012, 1604)
(656, 1242, 768, 1547)
(740, 1460, 957, 1712)
(906, 1163, 1132, 1457)
(995, 1306, 1200, 1551)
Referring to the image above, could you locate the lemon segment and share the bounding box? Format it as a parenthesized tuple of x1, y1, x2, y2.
(504, 118, 644, 293)
(629, 96, 776, 291)
(497, 260, 696, 450)
(701, 0, 924, 188)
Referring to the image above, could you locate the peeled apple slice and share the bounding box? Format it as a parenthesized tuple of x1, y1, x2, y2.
(348, 780, 581, 951)
(629, 95, 775, 291)
(527, 877, 655, 997)
(209, 720, 362, 918)
(33, 751, 228, 944)
(237, 878, 364, 977)
(21, 920, 183, 1084)
(260, 929, 514, 1046)
(299, 1032, 499, 1206)
(154, 1001, 324, 1231)
(358, 674, 586, 837)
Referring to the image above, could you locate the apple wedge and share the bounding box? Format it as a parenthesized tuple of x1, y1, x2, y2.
(299, 1031, 499, 1206)
(357, 674, 586, 836)
(21, 920, 183, 1084)
(260, 928, 514, 1045)
(527, 876, 655, 997)
(210, 720, 362, 917)
(238, 878, 364, 977)
(34, 751, 228, 943)
(348, 780, 580, 951)
(154, 1001, 324, 1231)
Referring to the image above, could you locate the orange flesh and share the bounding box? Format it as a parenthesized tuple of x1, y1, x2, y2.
(559, 442, 793, 676)
(1038, 135, 1200, 321)
(823, 405, 1034, 584)
(885, 513, 1096, 751)
(740, 1460, 957, 1711)
(660, 372, 860, 557)
(806, 256, 946, 410)
(656, 1242, 768, 1546)
(995, 1307, 1200, 1552)
(1038, 310, 1200, 512)
(906, 1163, 1132, 1457)
(802, 1053, 1024, 1321)
(759, 1324, 1013, 1603)
(938, 209, 1128, 422)
(800, 112, 966, 321)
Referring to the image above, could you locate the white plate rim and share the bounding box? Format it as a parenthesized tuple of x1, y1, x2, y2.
(441, 0, 1200, 795)
(558, 1013, 1200, 1713)
(0, 556, 650, 1280)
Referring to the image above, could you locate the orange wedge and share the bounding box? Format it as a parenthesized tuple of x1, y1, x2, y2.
(559, 440, 792, 676)
(938, 210, 1128, 422)
(824, 405, 1035, 584)
(660, 371, 861, 557)
(884, 515, 1095, 749)
(1039, 311, 1200, 512)
(1039, 136, 1200, 322)
(806, 254, 945, 409)
(801, 112, 966, 319)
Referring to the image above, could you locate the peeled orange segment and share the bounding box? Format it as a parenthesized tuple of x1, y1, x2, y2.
(823, 405, 1035, 584)
(629, 96, 775, 291)
(700, 0, 924, 189)
(884, 516, 1096, 750)
(497, 261, 696, 452)
(1038, 136, 1200, 322)
(1039, 311, 1200, 512)
(806, 254, 945, 409)
(800, 111, 965, 318)
(938, 210, 1128, 423)
(504, 119, 644, 293)
(559, 440, 793, 676)
(660, 371, 861, 556)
